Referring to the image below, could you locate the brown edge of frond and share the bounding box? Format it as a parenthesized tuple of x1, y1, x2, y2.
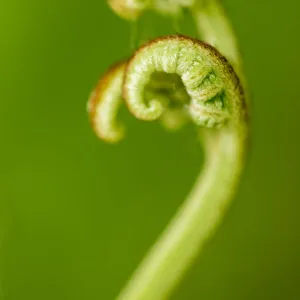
(87, 61, 126, 135)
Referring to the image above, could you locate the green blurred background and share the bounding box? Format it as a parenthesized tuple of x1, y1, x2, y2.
(1, 0, 300, 299)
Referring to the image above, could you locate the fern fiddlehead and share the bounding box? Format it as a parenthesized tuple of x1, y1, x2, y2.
(107, 0, 149, 20)
(88, 1, 249, 299)
(88, 62, 126, 143)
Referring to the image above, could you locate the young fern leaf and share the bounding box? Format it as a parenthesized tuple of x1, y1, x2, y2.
(107, 0, 150, 20)
(89, 1, 249, 299)
(88, 62, 126, 143)
(124, 35, 246, 127)
(107, 0, 195, 19)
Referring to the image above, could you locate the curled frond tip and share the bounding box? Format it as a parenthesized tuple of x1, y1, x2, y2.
(87, 62, 126, 143)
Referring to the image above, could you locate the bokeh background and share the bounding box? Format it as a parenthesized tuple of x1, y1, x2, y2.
(1, 0, 300, 299)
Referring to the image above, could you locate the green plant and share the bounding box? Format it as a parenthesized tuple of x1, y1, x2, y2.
(88, 1, 249, 299)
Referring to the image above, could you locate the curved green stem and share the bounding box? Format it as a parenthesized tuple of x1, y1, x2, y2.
(116, 129, 246, 300)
